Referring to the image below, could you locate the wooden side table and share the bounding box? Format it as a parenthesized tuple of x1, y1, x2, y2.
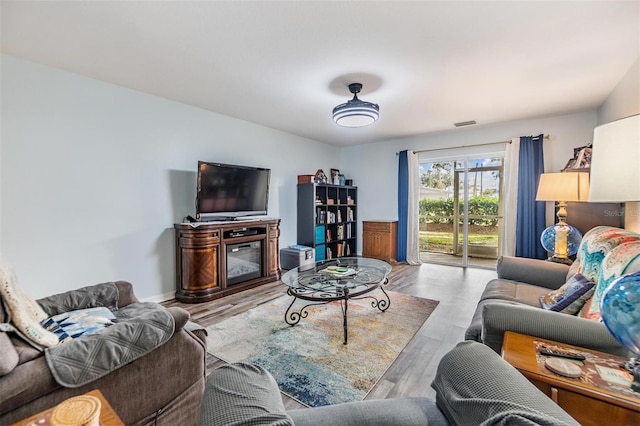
(501, 331, 640, 426)
(12, 389, 124, 426)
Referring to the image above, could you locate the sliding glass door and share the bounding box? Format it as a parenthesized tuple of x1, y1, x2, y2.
(419, 156, 503, 268)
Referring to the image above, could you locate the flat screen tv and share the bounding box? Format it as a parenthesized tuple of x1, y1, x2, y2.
(196, 161, 271, 221)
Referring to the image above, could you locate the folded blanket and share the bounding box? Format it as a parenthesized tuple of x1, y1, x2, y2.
(45, 302, 175, 387)
(0, 256, 59, 348)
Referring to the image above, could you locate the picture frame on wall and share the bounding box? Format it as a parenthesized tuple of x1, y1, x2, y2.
(574, 147, 592, 168)
(562, 158, 576, 171)
(562, 145, 593, 171)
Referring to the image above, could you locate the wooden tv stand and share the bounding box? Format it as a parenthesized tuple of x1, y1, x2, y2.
(174, 218, 280, 303)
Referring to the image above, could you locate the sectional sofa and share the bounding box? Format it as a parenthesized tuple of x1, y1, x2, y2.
(465, 226, 640, 356)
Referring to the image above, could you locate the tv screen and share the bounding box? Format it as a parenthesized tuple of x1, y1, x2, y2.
(196, 161, 271, 221)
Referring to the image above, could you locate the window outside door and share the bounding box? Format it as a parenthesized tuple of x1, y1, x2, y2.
(419, 156, 503, 268)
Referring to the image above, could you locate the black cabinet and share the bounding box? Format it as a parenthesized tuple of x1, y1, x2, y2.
(297, 183, 357, 262)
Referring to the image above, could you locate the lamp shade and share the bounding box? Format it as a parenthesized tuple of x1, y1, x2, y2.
(536, 172, 590, 202)
(589, 114, 640, 202)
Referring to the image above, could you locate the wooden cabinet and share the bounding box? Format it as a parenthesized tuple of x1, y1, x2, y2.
(362, 221, 397, 263)
(174, 218, 280, 303)
(297, 183, 357, 262)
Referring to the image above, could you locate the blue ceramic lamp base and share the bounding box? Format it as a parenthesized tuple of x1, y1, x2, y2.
(540, 224, 582, 265)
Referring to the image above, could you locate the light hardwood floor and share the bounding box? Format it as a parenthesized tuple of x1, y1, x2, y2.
(163, 262, 497, 409)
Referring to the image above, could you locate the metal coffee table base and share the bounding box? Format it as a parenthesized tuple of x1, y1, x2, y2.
(284, 282, 390, 345)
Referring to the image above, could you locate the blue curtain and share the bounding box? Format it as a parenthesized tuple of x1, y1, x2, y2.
(397, 150, 408, 262)
(515, 135, 547, 259)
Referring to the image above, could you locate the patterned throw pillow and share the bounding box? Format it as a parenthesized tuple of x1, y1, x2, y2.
(540, 273, 595, 314)
(575, 227, 640, 321)
(559, 287, 596, 315)
(577, 295, 602, 321)
(41, 307, 116, 343)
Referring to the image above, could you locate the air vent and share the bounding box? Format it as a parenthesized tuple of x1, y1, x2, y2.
(454, 120, 477, 127)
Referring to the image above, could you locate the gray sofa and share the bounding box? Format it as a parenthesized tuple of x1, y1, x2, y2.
(465, 225, 640, 357)
(0, 281, 207, 426)
(199, 340, 579, 425)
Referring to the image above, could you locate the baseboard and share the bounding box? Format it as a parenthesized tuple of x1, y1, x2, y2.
(141, 291, 175, 303)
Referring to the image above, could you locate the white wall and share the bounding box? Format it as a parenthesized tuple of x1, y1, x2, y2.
(597, 56, 640, 232)
(1, 55, 336, 299)
(1, 53, 625, 299)
(341, 110, 599, 248)
(598, 57, 640, 125)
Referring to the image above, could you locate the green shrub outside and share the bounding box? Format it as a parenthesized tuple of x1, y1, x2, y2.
(419, 196, 499, 226)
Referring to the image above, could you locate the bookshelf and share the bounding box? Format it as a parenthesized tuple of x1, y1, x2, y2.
(297, 183, 357, 262)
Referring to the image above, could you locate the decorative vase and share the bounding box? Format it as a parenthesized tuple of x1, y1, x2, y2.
(601, 272, 640, 354)
(600, 271, 640, 392)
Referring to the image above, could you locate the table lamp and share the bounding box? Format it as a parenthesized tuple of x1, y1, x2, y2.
(591, 114, 640, 393)
(536, 172, 590, 263)
(588, 114, 640, 232)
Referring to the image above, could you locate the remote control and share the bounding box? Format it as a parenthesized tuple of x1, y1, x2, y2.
(539, 346, 586, 361)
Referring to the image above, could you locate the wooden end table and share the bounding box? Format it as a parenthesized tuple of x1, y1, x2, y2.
(12, 389, 125, 426)
(501, 331, 640, 426)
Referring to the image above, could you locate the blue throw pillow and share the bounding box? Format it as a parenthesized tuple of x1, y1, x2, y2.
(41, 307, 116, 343)
(539, 273, 595, 314)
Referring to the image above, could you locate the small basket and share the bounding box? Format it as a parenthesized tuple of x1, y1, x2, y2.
(50, 395, 101, 426)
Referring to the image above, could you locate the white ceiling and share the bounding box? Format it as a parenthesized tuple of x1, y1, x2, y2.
(2, 1, 639, 146)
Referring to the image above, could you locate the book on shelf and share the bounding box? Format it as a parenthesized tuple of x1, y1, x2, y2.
(337, 210, 342, 223)
(326, 229, 332, 242)
(334, 241, 346, 257)
(347, 207, 353, 221)
(326, 247, 333, 260)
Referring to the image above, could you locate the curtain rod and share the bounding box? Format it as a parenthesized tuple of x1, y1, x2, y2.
(395, 134, 549, 155)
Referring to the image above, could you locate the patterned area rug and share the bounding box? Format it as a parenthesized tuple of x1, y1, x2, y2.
(205, 291, 439, 407)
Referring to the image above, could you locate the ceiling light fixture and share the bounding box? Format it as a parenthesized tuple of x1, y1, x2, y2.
(332, 83, 379, 128)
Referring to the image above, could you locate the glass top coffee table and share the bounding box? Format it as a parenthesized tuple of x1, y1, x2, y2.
(280, 257, 392, 344)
